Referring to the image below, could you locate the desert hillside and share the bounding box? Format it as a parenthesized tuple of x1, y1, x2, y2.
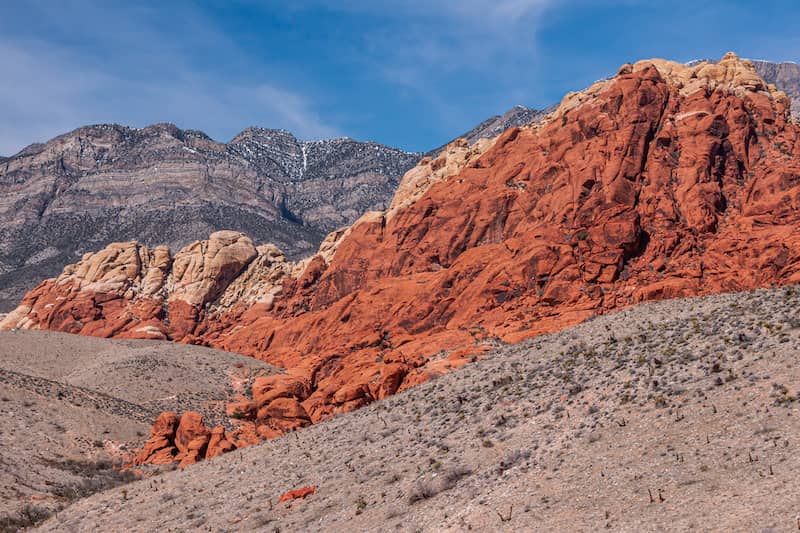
(32, 285, 800, 532)
(0, 331, 278, 528)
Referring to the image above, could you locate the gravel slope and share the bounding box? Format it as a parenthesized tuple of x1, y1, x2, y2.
(0, 332, 279, 526)
(34, 286, 800, 532)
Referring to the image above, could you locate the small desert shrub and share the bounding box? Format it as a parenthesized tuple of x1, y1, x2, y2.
(440, 465, 473, 489)
(354, 495, 368, 515)
(385, 472, 402, 484)
(495, 450, 531, 474)
(408, 465, 473, 504)
(407, 480, 437, 504)
(0, 505, 52, 532)
(47, 458, 139, 501)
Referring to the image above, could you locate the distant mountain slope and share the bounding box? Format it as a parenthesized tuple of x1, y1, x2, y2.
(452, 104, 546, 144)
(0, 124, 420, 310)
(428, 105, 547, 155)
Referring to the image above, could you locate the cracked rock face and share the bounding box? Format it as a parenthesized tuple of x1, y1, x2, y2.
(0, 124, 421, 311)
(5, 53, 800, 466)
(688, 57, 800, 118)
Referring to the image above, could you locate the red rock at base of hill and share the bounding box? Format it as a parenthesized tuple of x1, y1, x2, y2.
(278, 486, 317, 503)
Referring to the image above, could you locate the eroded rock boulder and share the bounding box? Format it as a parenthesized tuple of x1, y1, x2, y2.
(278, 485, 316, 503)
(206, 426, 236, 460)
(134, 412, 179, 465)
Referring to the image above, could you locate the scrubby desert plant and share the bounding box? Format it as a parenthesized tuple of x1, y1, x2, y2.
(0, 504, 53, 532)
(46, 458, 139, 501)
(408, 465, 473, 504)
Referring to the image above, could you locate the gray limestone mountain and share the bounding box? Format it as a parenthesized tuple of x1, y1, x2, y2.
(427, 105, 548, 156)
(0, 124, 421, 310)
(452, 104, 546, 144)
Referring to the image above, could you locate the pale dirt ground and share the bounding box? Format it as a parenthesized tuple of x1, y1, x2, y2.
(29, 286, 800, 532)
(0, 332, 278, 526)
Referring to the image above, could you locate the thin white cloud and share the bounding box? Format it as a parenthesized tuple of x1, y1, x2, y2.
(222, 84, 340, 140)
(315, 0, 561, 129)
(0, 41, 108, 155)
(315, 0, 554, 22)
(430, 0, 555, 22)
(1, 0, 566, 155)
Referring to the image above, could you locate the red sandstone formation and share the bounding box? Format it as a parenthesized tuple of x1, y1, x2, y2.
(278, 486, 317, 503)
(5, 53, 800, 465)
(134, 412, 180, 466)
(134, 412, 235, 467)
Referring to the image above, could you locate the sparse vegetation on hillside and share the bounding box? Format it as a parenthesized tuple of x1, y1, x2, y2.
(29, 286, 800, 532)
(0, 332, 280, 524)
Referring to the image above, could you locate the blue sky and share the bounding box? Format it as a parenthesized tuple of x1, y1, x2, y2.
(2, 0, 799, 156)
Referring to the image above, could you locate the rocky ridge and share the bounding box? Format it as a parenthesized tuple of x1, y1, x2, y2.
(0, 125, 420, 311)
(4, 52, 800, 465)
(688, 58, 799, 118)
(427, 105, 547, 154)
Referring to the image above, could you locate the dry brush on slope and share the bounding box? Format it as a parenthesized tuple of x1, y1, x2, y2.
(32, 286, 800, 532)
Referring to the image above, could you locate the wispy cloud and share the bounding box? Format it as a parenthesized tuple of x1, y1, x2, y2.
(323, 0, 557, 67)
(0, 1, 339, 156)
(319, 0, 554, 24)
(291, 0, 561, 130)
(0, 41, 111, 155)
(222, 85, 339, 139)
(4, 1, 795, 155)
